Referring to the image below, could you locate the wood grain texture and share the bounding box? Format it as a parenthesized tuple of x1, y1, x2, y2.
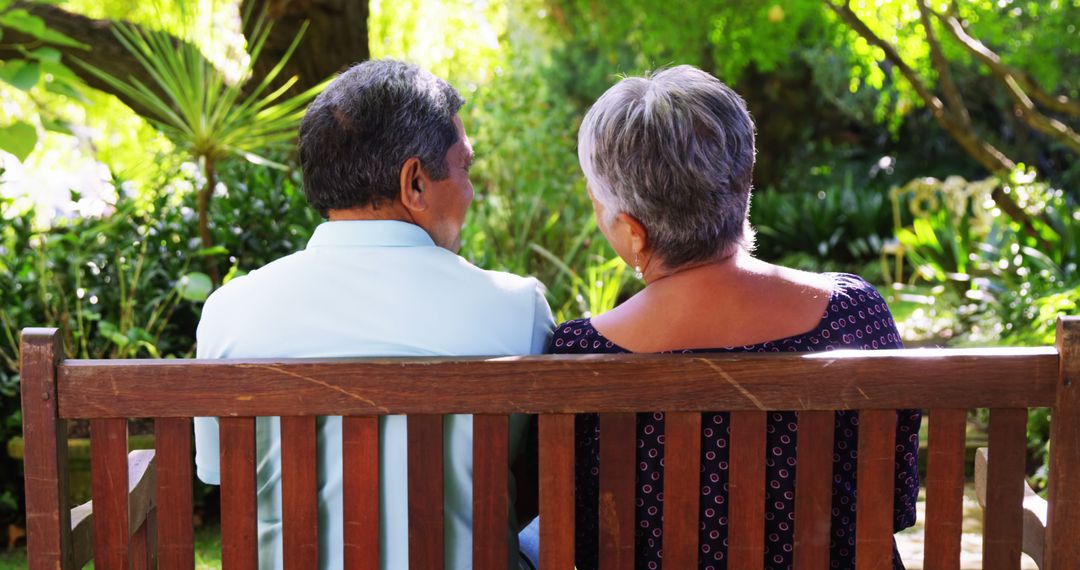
(281, 416, 319, 568)
(923, 409, 967, 570)
(984, 408, 1027, 570)
(155, 418, 193, 570)
(728, 411, 766, 569)
(661, 412, 701, 570)
(70, 450, 156, 569)
(90, 418, 129, 569)
(598, 413, 636, 570)
(57, 348, 1058, 417)
(130, 514, 149, 570)
(793, 410, 835, 570)
(343, 416, 380, 570)
(219, 417, 258, 570)
(539, 414, 575, 570)
(407, 415, 444, 569)
(1048, 316, 1080, 570)
(854, 410, 895, 570)
(19, 328, 71, 570)
(473, 414, 509, 570)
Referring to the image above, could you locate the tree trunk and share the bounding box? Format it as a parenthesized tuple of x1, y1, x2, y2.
(242, 0, 370, 94)
(3, 0, 370, 120)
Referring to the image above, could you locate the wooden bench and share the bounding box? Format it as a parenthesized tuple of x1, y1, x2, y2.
(20, 317, 1080, 569)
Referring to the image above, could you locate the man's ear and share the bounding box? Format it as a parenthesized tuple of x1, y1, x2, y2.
(399, 157, 427, 213)
(616, 212, 649, 256)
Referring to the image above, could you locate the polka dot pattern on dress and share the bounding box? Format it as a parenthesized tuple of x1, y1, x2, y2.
(550, 273, 921, 570)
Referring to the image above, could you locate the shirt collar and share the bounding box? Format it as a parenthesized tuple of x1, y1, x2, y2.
(306, 220, 436, 249)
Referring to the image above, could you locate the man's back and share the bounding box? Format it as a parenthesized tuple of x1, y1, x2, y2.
(194, 220, 553, 569)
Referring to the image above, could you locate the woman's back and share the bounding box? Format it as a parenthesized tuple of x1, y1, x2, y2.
(548, 271, 920, 570)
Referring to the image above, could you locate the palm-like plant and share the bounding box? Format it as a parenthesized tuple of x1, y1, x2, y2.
(77, 4, 325, 284)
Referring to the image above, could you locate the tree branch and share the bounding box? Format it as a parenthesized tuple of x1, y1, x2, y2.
(823, 0, 1048, 244)
(917, 0, 969, 126)
(0, 3, 169, 117)
(930, 10, 1080, 119)
(933, 10, 1080, 154)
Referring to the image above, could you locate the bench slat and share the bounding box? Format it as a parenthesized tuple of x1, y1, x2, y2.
(19, 329, 71, 569)
(155, 417, 194, 569)
(984, 408, 1027, 570)
(130, 511, 152, 570)
(220, 417, 258, 570)
(662, 412, 701, 569)
(90, 417, 129, 569)
(57, 348, 1059, 417)
(855, 409, 896, 570)
(794, 410, 835, 570)
(539, 414, 575, 569)
(599, 412, 636, 570)
(343, 416, 380, 570)
(408, 414, 444, 568)
(473, 414, 509, 569)
(728, 411, 766, 568)
(1048, 316, 1080, 570)
(923, 408, 967, 570)
(281, 416, 319, 568)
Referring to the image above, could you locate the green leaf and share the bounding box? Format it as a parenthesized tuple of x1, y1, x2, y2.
(0, 121, 37, 162)
(0, 10, 88, 49)
(178, 272, 212, 302)
(27, 47, 61, 62)
(40, 116, 72, 135)
(44, 79, 85, 102)
(193, 245, 228, 257)
(0, 60, 40, 90)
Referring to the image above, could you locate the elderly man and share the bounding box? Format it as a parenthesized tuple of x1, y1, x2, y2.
(193, 59, 553, 569)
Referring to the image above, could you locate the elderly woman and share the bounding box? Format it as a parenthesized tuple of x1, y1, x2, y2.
(548, 66, 920, 569)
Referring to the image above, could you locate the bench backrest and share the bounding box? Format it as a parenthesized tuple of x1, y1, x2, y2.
(20, 317, 1080, 570)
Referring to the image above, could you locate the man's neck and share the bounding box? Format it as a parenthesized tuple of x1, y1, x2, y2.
(327, 203, 414, 223)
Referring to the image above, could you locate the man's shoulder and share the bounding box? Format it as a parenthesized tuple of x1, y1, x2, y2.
(438, 250, 544, 296)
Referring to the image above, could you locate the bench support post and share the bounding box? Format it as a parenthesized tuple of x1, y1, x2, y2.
(20, 328, 71, 569)
(1048, 316, 1080, 570)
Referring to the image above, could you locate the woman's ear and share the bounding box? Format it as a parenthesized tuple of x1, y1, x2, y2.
(399, 157, 427, 213)
(616, 212, 649, 256)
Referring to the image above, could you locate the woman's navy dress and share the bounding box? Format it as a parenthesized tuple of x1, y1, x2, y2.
(547, 273, 921, 570)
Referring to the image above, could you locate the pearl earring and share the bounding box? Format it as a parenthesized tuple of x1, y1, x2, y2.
(633, 253, 644, 280)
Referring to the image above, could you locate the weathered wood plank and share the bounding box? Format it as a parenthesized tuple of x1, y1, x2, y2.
(539, 414, 575, 569)
(923, 408, 967, 570)
(598, 413, 636, 570)
(219, 417, 258, 570)
(473, 414, 509, 570)
(793, 410, 835, 570)
(1048, 316, 1080, 570)
(281, 416, 319, 568)
(20, 329, 71, 570)
(155, 417, 194, 570)
(984, 408, 1027, 570)
(70, 449, 156, 569)
(90, 418, 129, 569)
(407, 415, 444, 568)
(343, 416, 380, 570)
(728, 411, 766, 569)
(57, 348, 1058, 417)
(130, 515, 149, 570)
(855, 409, 895, 570)
(662, 412, 701, 570)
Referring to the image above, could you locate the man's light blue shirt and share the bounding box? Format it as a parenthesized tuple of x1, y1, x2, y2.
(193, 220, 554, 569)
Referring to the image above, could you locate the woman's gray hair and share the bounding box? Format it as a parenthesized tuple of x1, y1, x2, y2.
(578, 65, 756, 268)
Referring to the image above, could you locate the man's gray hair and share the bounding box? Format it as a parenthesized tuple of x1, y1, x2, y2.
(578, 65, 756, 268)
(299, 59, 465, 217)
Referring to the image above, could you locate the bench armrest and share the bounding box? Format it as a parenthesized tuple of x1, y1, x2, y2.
(69, 449, 157, 568)
(974, 447, 1047, 569)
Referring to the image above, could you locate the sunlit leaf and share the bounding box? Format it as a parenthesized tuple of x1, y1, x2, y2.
(0, 60, 39, 90)
(177, 272, 213, 302)
(0, 121, 38, 162)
